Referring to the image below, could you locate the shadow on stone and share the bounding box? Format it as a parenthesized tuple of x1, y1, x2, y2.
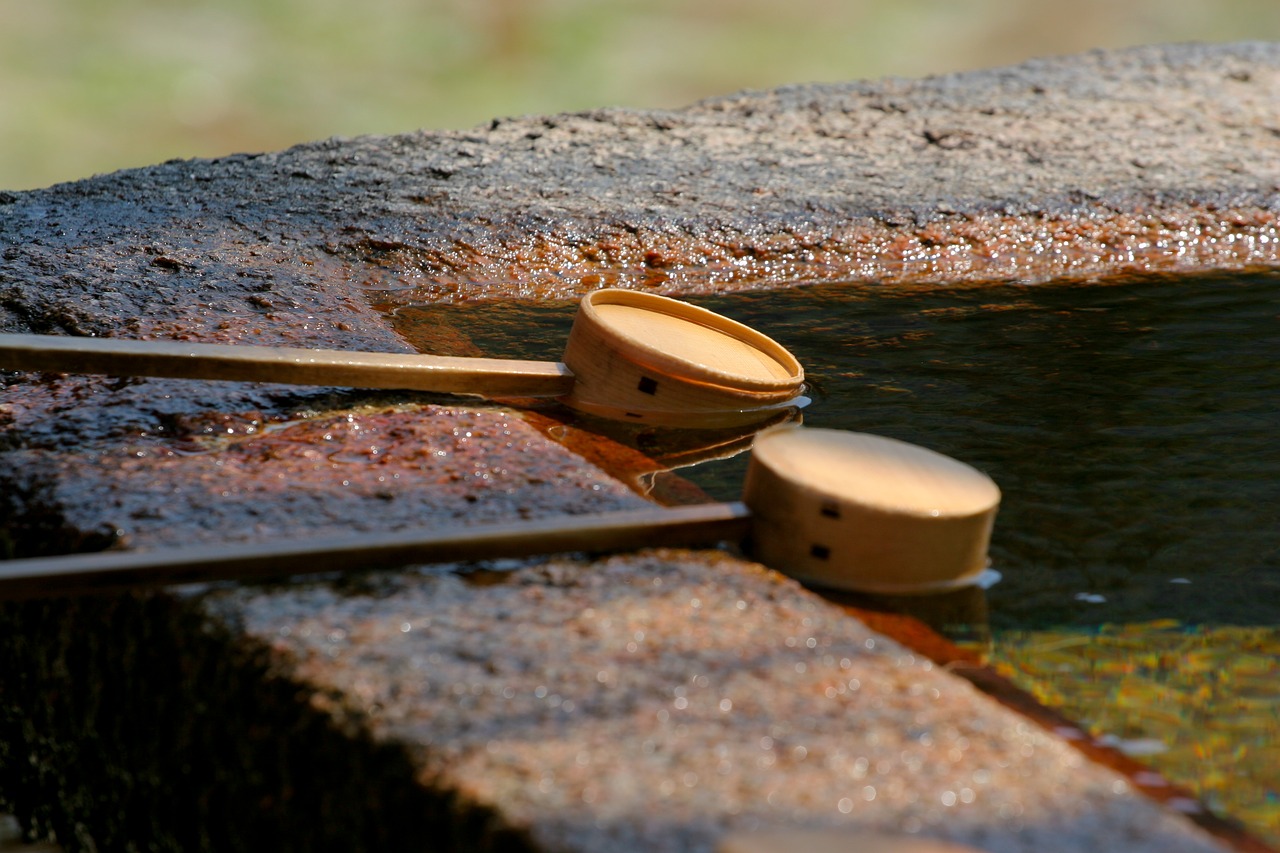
(0, 592, 535, 853)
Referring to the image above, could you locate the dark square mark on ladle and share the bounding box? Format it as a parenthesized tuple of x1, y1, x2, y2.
(819, 501, 841, 519)
(637, 376, 659, 395)
(810, 543, 831, 560)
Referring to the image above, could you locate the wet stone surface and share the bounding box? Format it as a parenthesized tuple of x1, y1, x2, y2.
(2, 42, 1276, 852)
(2, 401, 645, 554)
(208, 550, 1229, 853)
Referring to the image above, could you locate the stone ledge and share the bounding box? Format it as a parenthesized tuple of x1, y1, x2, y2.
(3, 42, 1279, 331)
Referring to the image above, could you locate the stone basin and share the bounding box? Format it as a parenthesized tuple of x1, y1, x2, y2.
(2, 43, 1279, 852)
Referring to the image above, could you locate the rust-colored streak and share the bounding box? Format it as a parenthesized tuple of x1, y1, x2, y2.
(350, 205, 1280, 306)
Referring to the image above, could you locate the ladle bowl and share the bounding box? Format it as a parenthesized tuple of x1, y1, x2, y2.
(744, 428, 1001, 594)
(562, 289, 805, 427)
(0, 289, 805, 428)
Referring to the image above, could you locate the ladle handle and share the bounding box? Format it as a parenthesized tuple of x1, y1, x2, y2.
(0, 333, 575, 397)
(0, 503, 752, 600)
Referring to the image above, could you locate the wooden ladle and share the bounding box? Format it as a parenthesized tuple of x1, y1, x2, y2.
(0, 427, 1001, 601)
(0, 289, 805, 428)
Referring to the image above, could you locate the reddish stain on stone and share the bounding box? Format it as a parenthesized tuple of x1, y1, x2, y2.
(5, 405, 648, 554)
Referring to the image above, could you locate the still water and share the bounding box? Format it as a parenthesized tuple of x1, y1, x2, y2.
(395, 270, 1280, 841)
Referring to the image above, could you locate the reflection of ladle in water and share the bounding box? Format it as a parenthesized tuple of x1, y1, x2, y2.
(632, 420, 779, 499)
(555, 405, 802, 500)
(0, 289, 805, 428)
(816, 578, 993, 652)
(0, 427, 1001, 601)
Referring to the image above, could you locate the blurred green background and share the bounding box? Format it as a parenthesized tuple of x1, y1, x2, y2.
(2, 0, 1279, 191)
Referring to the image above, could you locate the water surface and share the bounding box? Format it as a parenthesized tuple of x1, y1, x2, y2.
(400, 271, 1280, 628)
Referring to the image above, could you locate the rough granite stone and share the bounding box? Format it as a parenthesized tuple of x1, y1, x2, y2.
(208, 550, 1233, 853)
(3, 42, 1277, 853)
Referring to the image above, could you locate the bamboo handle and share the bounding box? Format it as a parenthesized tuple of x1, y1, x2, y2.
(0, 333, 575, 397)
(0, 503, 753, 600)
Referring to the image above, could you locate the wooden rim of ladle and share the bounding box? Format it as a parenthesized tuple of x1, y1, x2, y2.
(573, 289, 804, 394)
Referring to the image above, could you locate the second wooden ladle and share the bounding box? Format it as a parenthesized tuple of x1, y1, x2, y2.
(0, 427, 1002, 601)
(0, 289, 805, 428)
